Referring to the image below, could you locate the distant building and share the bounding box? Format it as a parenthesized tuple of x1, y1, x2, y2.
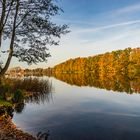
(6, 67, 24, 76)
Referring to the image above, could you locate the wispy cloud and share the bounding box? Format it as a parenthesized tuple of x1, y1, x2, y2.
(74, 19, 140, 33)
(113, 3, 140, 15)
(53, 18, 93, 25)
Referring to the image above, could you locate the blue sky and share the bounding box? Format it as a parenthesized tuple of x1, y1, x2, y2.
(10, 0, 140, 68)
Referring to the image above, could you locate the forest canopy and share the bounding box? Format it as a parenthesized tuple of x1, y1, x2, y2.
(44, 48, 140, 78)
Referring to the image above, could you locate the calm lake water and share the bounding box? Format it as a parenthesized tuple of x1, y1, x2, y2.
(13, 75, 140, 140)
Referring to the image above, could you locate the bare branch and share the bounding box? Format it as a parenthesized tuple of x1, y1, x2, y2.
(15, 10, 30, 28)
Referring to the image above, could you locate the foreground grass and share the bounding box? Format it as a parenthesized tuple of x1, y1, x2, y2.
(0, 100, 12, 107)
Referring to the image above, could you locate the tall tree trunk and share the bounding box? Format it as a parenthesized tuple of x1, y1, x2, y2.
(0, 0, 19, 76)
(0, 0, 6, 48)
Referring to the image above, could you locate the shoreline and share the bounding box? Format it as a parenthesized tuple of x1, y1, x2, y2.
(0, 115, 37, 140)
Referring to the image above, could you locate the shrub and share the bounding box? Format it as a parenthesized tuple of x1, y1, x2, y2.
(12, 89, 24, 103)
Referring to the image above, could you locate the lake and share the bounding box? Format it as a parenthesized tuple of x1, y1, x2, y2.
(13, 75, 140, 140)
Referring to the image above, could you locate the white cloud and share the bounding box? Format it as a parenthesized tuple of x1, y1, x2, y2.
(74, 19, 140, 34)
(113, 3, 140, 15)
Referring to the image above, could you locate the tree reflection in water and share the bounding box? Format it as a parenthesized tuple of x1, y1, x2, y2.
(52, 73, 140, 94)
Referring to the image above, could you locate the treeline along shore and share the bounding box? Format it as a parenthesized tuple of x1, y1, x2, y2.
(9, 48, 140, 78)
(6, 48, 140, 95)
(50, 47, 140, 77)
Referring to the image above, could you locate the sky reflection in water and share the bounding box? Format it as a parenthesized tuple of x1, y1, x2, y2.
(13, 76, 140, 140)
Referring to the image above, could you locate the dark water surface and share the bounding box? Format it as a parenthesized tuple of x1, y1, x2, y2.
(13, 76, 140, 140)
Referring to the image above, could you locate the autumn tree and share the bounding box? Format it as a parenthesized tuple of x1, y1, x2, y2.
(0, 0, 69, 75)
(50, 48, 140, 77)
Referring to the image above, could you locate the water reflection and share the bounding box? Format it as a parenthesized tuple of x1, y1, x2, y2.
(52, 73, 140, 94)
(0, 77, 53, 116)
(25, 89, 53, 105)
(12, 76, 140, 140)
(0, 77, 52, 139)
(37, 131, 50, 140)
